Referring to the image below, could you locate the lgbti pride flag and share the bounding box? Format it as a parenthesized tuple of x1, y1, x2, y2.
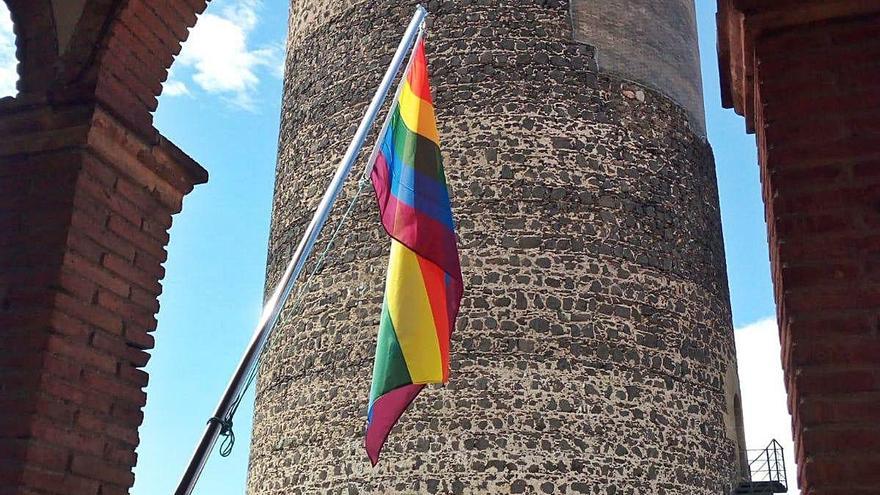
(366, 38, 463, 465)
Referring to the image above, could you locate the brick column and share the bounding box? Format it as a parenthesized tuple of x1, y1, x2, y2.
(718, 2, 880, 494)
(0, 96, 206, 495)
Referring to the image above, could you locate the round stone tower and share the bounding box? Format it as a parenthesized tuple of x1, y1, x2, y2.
(249, 1, 747, 493)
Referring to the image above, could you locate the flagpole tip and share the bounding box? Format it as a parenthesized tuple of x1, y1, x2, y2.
(416, 4, 428, 18)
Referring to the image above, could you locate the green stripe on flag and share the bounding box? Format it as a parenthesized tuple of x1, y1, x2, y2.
(369, 299, 413, 406)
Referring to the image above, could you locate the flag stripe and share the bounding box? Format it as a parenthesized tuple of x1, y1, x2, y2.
(380, 118, 453, 228)
(385, 240, 443, 383)
(384, 192, 461, 280)
(368, 301, 413, 412)
(373, 153, 460, 278)
(365, 384, 423, 465)
(406, 41, 432, 103)
(417, 256, 451, 381)
(399, 80, 439, 145)
(386, 107, 445, 183)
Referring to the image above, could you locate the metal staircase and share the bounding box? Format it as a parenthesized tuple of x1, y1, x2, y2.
(733, 440, 788, 494)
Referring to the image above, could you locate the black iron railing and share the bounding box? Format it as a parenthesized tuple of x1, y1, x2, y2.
(741, 439, 788, 493)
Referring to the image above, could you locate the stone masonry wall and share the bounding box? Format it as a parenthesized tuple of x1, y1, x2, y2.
(249, 1, 743, 493)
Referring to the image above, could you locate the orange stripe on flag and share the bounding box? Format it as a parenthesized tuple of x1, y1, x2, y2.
(417, 255, 450, 381)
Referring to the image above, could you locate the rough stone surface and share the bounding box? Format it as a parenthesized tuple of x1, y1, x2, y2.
(249, 1, 743, 493)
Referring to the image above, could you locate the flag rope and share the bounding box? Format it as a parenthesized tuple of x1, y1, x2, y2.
(217, 22, 432, 462)
(214, 34, 427, 444)
(215, 174, 372, 456)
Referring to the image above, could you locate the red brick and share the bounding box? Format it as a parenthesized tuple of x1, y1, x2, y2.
(112, 175, 163, 219)
(118, 363, 148, 388)
(103, 221, 165, 283)
(110, 403, 144, 427)
(801, 425, 880, 453)
(82, 369, 146, 408)
(29, 419, 104, 457)
(93, 73, 153, 134)
(784, 286, 880, 313)
(90, 331, 127, 357)
(101, 30, 164, 105)
(124, 346, 151, 368)
(75, 171, 145, 229)
(96, 289, 156, 331)
(0, 350, 44, 368)
(45, 336, 117, 375)
(101, 250, 159, 291)
(49, 311, 92, 340)
(23, 441, 69, 471)
(117, 2, 178, 65)
(128, 285, 160, 314)
(42, 353, 85, 385)
(798, 394, 880, 425)
(803, 454, 880, 486)
(794, 367, 880, 396)
(54, 292, 123, 335)
(62, 251, 131, 298)
(76, 410, 137, 445)
(3, 3, 205, 493)
(70, 454, 134, 487)
(105, 445, 137, 468)
(140, 216, 170, 245)
(124, 326, 155, 351)
(790, 337, 880, 367)
(56, 270, 99, 303)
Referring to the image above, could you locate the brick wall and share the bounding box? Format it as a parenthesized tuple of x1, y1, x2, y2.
(0, 98, 206, 494)
(1, 1, 209, 492)
(718, 2, 880, 493)
(758, 15, 880, 494)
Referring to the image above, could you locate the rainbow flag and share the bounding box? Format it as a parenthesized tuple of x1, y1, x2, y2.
(365, 38, 462, 465)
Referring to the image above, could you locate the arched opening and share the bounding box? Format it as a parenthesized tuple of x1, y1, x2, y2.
(0, 1, 17, 97)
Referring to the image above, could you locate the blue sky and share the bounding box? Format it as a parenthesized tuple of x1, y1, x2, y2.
(0, 1, 796, 493)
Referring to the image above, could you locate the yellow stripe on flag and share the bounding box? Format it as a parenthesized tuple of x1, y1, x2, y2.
(385, 239, 443, 383)
(399, 80, 440, 145)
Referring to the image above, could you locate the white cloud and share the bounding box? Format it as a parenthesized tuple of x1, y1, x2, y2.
(162, 80, 190, 97)
(166, 0, 281, 110)
(0, 3, 18, 97)
(735, 317, 800, 494)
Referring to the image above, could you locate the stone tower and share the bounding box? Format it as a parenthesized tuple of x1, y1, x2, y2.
(248, 1, 746, 493)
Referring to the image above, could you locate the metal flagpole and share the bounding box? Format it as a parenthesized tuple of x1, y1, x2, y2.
(173, 6, 428, 494)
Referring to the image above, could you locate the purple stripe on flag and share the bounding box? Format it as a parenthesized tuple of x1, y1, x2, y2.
(365, 383, 424, 466)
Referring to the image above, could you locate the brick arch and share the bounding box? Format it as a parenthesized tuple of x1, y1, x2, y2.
(88, 0, 209, 132)
(3, 0, 209, 133)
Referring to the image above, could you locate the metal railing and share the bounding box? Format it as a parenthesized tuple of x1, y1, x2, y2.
(743, 439, 788, 492)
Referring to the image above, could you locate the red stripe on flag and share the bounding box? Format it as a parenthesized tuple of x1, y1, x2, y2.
(406, 39, 433, 104)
